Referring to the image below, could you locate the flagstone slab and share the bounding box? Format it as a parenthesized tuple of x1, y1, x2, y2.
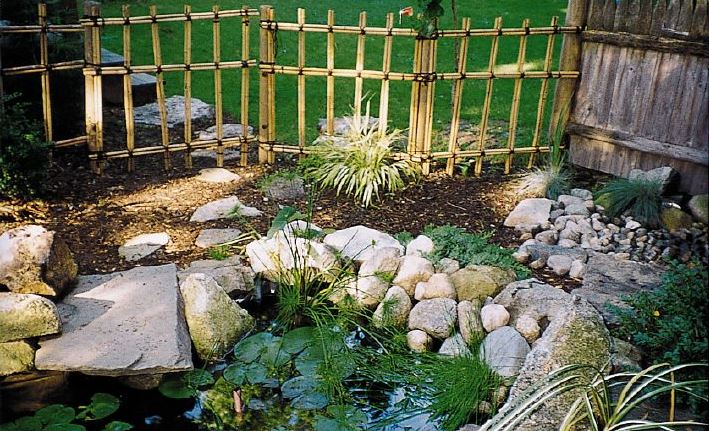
(35, 264, 193, 376)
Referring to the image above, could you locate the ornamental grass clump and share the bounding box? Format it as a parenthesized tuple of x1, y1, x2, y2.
(307, 106, 419, 208)
(596, 177, 663, 226)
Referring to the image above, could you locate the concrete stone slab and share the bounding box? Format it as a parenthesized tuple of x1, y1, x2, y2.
(195, 229, 243, 248)
(190, 196, 262, 222)
(118, 232, 170, 262)
(35, 264, 193, 376)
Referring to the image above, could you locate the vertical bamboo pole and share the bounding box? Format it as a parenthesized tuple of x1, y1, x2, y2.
(267, 7, 276, 164)
(213, 5, 224, 167)
(38, 3, 53, 143)
(297, 8, 306, 154)
(240, 5, 250, 167)
(84, 1, 103, 173)
(150, 5, 171, 170)
(122, 5, 135, 172)
(378, 12, 394, 135)
(529, 16, 558, 168)
(505, 18, 529, 174)
(549, 0, 589, 143)
(259, 5, 275, 164)
(184, 5, 193, 169)
(445, 17, 470, 175)
(326, 10, 335, 135)
(474, 16, 502, 177)
(408, 37, 437, 175)
(353, 11, 367, 126)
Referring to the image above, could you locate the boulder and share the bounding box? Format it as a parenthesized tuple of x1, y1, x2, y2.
(660, 207, 693, 232)
(372, 286, 412, 328)
(569, 188, 593, 200)
(0, 341, 35, 376)
(190, 196, 262, 222)
(458, 300, 484, 346)
(180, 273, 255, 361)
(629, 166, 677, 193)
(0, 293, 61, 342)
(195, 228, 243, 249)
(264, 176, 305, 201)
(479, 326, 530, 378)
(358, 247, 401, 277)
(179, 256, 254, 295)
(118, 232, 170, 262)
(392, 255, 435, 296)
(134, 95, 214, 127)
(35, 264, 193, 376)
(406, 235, 434, 257)
(450, 265, 516, 302)
(480, 304, 510, 332)
(610, 337, 642, 372)
(281, 220, 323, 239)
(414, 273, 456, 301)
(324, 225, 403, 263)
(514, 314, 541, 343)
(195, 168, 240, 183)
(521, 244, 587, 263)
(197, 123, 253, 141)
(406, 330, 432, 353)
(494, 279, 610, 430)
(245, 232, 337, 282)
(408, 298, 458, 339)
(564, 203, 590, 217)
(439, 333, 471, 357)
(0, 225, 77, 297)
(504, 198, 553, 227)
(346, 275, 389, 309)
(568, 260, 586, 279)
(435, 258, 460, 275)
(546, 254, 573, 276)
(572, 254, 663, 326)
(688, 194, 708, 224)
(191, 148, 240, 162)
(557, 195, 584, 208)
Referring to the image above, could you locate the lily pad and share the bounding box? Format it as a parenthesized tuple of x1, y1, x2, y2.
(36, 405, 75, 425)
(290, 391, 329, 410)
(77, 393, 120, 420)
(158, 379, 195, 399)
(184, 369, 215, 388)
(234, 332, 278, 363)
(244, 362, 269, 384)
(222, 364, 247, 386)
(282, 326, 316, 354)
(281, 375, 319, 399)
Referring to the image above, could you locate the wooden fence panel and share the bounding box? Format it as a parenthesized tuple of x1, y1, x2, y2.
(568, 0, 709, 194)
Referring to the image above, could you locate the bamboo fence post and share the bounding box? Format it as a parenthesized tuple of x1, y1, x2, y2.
(122, 5, 135, 172)
(150, 5, 171, 170)
(549, 0, 589, 142)
(297, 8, 306, 154)
(408, 36, 438, 175)
(326, 10, 335, 135)
(184, 4, 193, 169)
(84, 1, 103, 173)
(445, 17, 470, 175)
(378, 12, 394, 135)
(258, 5, 275, 164)
(353, 11, 367, 125)
(505, 18, 530, 174)
(240, 5, 250, 167)
(474, 16, 502, 177)
(213, 4, 224, 167)
(38, 3, 53, 143)
(529, 16, 558, 168)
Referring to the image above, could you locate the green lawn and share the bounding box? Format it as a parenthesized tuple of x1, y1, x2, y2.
(100, 1, 567, 147)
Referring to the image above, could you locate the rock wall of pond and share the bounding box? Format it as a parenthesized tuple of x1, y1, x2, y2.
(567, 0, 709, 195)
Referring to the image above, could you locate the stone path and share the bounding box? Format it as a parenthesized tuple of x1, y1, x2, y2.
(190, 196, 262, 222)
(118, 232, 170, 262)
(35, 264, 193, 376)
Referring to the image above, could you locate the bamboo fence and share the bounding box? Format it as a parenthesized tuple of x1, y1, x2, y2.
(2, 2, 584, 176)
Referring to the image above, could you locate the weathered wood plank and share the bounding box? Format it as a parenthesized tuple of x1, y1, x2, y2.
(587, 0, 605, 30)
(605, 44, 630, 131)
(666, 54, 696, 145)
(581, 31, 709, 57)
(666, 0, 681, 31)
(689, 58, 709, 148)
(690, 0, 708, 38)
(614, 0, 629, 32)
(651, 0, 668, 36)
(602, 0, 617, 31)
(629, 50, 661, 135)
(676, 0, 694, 33)
(573, 42, 602, 125)
(636, 0, 653, 35)
(590, 43, 620, 127)
(626, 0, 641, 34)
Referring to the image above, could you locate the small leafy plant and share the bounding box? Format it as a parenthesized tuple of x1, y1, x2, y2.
(596, 177, 663, 226)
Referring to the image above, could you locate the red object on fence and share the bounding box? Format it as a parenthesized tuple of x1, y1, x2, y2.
(399, 6, 414, 17)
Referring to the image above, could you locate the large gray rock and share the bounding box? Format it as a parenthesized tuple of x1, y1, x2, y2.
(0, 341, 35, 376)
(392, 255, 435, 296)
(324, 225, 403, 263)
(35, 264, 193, 376)
(572, 254, 663, 326)
(179, 256, 254, 296)
(194, 228, 243, 249)
(628, 166, 677, 193)
(345, 275, 389, 309)
(479, 326, 530, 378)
(450, 265, 516, 302)
(190, 196, 262, 222)
(372, 286, 412, 328)
(439, 333, 471, 357)
(118, 232, 170, 262)
(494, 279, 610, 431)
(688, 194, 708, 224)
(180, 273, 255, 361)
(134, 95, 214, 127)
(414, 273, 456, 301)
(197, 123, 253, 141)
(0, 293, 61, 342)
(245, 232, 337, 282)
(406, 235, 434, 257)
(264, 176, 305, 201)
(359, 247, 401, 277)
(504, 198, 553, 227)
(0, 225, 77, 297)
(521, 244, 588, 263)
(408, 298, 457, 339)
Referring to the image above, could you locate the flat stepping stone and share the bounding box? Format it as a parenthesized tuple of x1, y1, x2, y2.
(197, 123, 253, 141)
(195, 228, 243, 248)
(35, 264, 193, 376)
(190, 196, 262, 222)
(134, 95, 214, 127)
(191, 148, 241, 162)
(195, 168, 240, 184)
(118, 232, 170, 262)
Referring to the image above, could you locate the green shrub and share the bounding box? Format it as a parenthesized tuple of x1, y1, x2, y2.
(423, 224, 530, 279)
(596, 177, 663, 226)
(0, 94, 50, 199)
